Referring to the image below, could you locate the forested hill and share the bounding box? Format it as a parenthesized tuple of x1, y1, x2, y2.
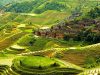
(1, 0, 100, 14)
(0, 0, 34, 9)
(34, 6, 100, 44)
(0, 0, 34, 6)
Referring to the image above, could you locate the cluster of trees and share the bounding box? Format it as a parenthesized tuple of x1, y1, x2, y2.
(74, 7, 100, 43)
(63, 6, 100, 44)
(75, 29, 100, 44)
(0, 4, 2, 8)
(5, 0, 66, 14)
(34, 2, 66, 14)
(5, 0, 45, 13)
(88, 7, 100, 18)
(63, 28, 100, 44)
(17, 34, 36, 46)
(6, 2, 34, 13)
(84, 56, 100, 68)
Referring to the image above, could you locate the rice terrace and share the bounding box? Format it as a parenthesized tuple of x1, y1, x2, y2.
(0, 0, 100, 75)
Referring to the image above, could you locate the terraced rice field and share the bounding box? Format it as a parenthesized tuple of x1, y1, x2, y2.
(10, 56, 83, 75)
(0, 32, 26, 50)
(79, 67, 100, 75)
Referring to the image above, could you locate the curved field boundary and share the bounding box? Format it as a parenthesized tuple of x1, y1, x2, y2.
(0, 65, 9, 75)
(18, 48, 69, 56)
(0, 32, 26, 50)
(78, 67, 100, 75)
(11, 58, 82, 75)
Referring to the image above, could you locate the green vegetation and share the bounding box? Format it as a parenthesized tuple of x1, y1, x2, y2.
(3, 0, 100, 14)
(5, 0, 46, 13)
(0, 0, 100, 75)
(0, 32, 26, 50)
(17, 34, 36, 46)
(19, 56, 59, 68)
(75, 27, 100, 44)
(63, 7, 100, 44)
(29, 37, 50, 51)
(11, 56, 82, 75)
(34, 1, 66, 14)
(0, 65, 9, 75)
(84, 56, 100, 69)
(87, 7, 100, 19)
(0, 11, 67, 28)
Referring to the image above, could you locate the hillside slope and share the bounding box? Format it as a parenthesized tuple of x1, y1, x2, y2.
(34, 6, 100, 43)
(2, 0, 100, 14)
(0, 0, 34, 6)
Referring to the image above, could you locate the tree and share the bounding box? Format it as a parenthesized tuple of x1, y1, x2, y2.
(84, 57, 96, 68)
(88, 7, 100, 18)
(63, 34, 70, 41)
(38, 65, 42, 69)
(51, 62, 59, 67)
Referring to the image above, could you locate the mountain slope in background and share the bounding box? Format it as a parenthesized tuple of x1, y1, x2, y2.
(1, 0, 99, 14)
(0, 0, 99, 27)
(0, 1, 100, 75)
(0, 0, 34, 6)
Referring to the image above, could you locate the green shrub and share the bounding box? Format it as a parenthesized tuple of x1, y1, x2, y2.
(17, 34, 36, 46)
(50, 62, 60, 67)
(84, 56, 100, 69)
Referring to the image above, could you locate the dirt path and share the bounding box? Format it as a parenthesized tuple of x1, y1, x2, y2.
(20, 13, 37, 16)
